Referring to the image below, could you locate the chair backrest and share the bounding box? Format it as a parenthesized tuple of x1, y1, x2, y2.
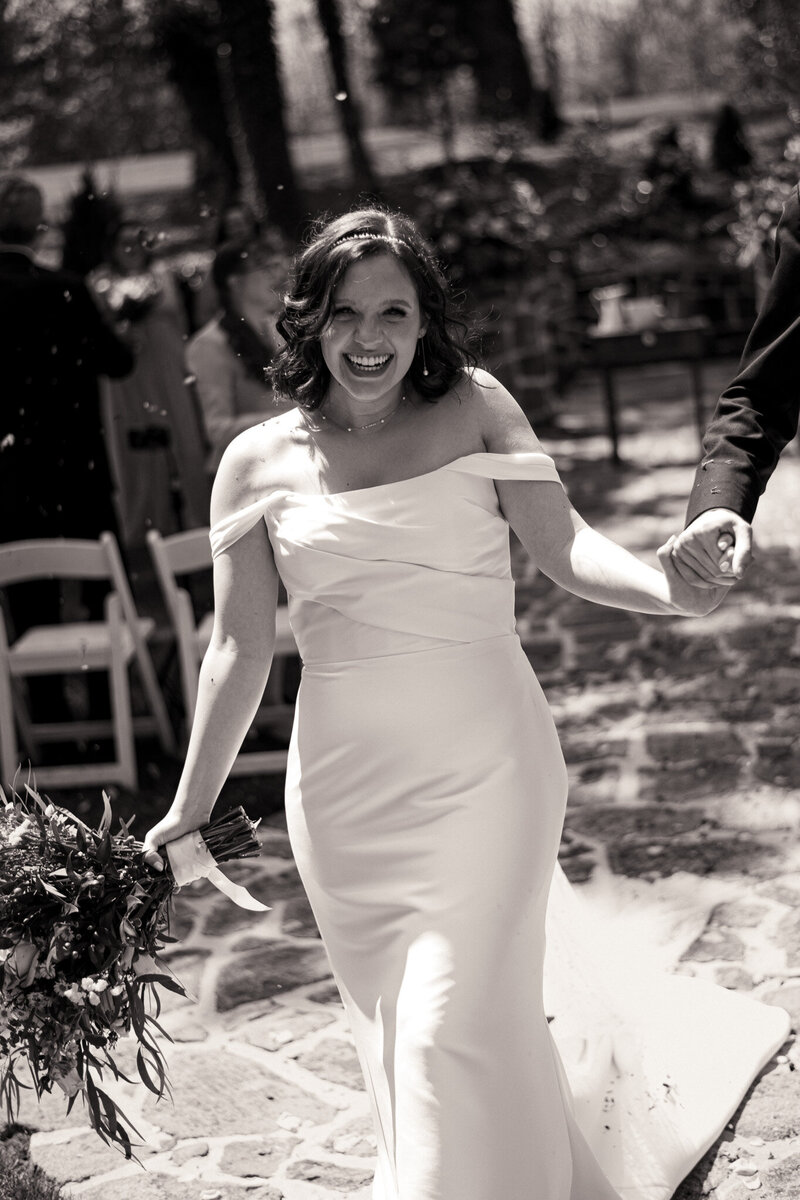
(0, 533, 146, 636)
(146, 528, 212, 627)
(97, 532, 148, 636)
(147, 528, 211, 579)
(0, 538, 113, 587)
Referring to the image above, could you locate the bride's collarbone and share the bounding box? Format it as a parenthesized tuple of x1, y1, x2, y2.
(255, 411, 483, 496)
(303, 439, 483, 494)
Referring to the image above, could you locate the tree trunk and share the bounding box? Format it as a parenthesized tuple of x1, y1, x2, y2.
(154, 4, 240, 203)
(460, 0, 539, 120)
(216, 0, 301, 237)
(431, 77, 456, 164)
(314, 0, 378, 191)
(539, 1, 560, 104)
(214, 40, 262, 220)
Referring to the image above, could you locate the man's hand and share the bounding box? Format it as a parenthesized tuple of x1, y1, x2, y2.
(662, 508, 753, 589)
(657, 536, 729, 615)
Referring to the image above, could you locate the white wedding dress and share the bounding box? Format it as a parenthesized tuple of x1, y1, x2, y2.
(210, 452, 789, 1200)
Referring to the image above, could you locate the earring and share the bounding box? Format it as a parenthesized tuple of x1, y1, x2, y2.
(419, 335, 429, 376)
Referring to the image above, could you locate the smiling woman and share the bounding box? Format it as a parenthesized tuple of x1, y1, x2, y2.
(268, 208, 475, 413)
(142, 205, 787, 1200)
(317, 253, 425, 430)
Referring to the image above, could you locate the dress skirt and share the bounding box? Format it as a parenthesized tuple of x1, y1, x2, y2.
(285, 633, 621, 1200)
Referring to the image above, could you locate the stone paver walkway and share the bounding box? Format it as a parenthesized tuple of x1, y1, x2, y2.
(18, 361, 800, 1199)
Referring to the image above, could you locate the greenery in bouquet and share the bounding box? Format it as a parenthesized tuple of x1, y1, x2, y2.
(0, 786, 261, 1157)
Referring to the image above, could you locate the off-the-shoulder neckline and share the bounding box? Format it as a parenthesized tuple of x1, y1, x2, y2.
(284, 453, 483, 500)
(208, 451, 560, 553)
(265, 450, 554, 503)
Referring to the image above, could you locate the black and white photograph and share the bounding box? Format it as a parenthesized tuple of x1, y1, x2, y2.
(2, 2, 800, 1198)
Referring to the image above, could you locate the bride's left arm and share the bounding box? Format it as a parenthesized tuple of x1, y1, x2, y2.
(469, 370, 726, 617)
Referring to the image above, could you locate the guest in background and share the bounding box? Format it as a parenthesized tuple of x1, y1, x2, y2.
(90, 221, 209, 543)
(215, 201, 260, 247)
(0, 175, 133, 718)
(710, 102, 752, 177)
(192, 201, 262, 329)
(185, 240, 293, 473)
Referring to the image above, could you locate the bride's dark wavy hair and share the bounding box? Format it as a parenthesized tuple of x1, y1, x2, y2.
(267, 207, 477, 410)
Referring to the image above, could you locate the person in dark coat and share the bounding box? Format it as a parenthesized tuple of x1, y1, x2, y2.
(0, 174, 134, 718)
(669, 184, 800, 587)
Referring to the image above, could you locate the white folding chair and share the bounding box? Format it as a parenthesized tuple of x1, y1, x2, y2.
(0, 532, 175, 791)
(146, 527, 296, 773)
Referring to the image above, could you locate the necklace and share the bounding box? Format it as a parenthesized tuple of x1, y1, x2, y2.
(317, 392, 405, 434)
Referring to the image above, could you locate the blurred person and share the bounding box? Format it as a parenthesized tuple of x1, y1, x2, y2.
(669, 184, 800, 588)
(215, 200, 261, 246)
(185, 240, 292, 473)
(711, 101, 752, 177)
(644, 123, 697, 209)
(90, 221, 209, 544)
(192, 200, 262, 329)
(0, 174, 134, 718)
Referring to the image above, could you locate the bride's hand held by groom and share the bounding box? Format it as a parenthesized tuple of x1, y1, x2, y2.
(662, 508, 754, 590)
(656, 533, 732, 617)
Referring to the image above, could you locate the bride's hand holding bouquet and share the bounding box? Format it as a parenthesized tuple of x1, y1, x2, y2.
(139, 805, 208, 874)
(0, 786, 265, 1158)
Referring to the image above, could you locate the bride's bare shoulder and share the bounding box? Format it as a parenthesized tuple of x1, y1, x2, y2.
(455, 367, 547, 452)
(210, 410, 302, 523)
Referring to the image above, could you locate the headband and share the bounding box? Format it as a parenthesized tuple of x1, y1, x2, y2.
(332, 231, 410, 250)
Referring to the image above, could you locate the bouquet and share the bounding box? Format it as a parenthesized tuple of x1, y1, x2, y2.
(91, 269, 162, 323)
(0, 785, 264, 1157)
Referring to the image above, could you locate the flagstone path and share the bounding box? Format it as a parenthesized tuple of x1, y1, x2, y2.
(18, 362, 800, 1199)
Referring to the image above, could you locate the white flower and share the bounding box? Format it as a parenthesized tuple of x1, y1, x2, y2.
(88, 993, 101, 1006)
(7, 818, 32, 847)
(81, 975, 108, 993)
(63, 985, 84, 1005)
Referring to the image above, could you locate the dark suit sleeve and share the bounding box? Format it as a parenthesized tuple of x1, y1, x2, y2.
(69, 278, 135, 380)
(685, 184, 800, 525)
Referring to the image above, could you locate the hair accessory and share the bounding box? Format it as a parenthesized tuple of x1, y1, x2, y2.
(333, 231, 409, 250)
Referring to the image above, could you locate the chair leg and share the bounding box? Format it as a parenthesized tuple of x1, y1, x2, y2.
(133, 638, 176, 756)
(102, 531, 176, 756)
(107, 597, 137, 791)
(0, 657, 20, 790)
(10, 677, 38, 759)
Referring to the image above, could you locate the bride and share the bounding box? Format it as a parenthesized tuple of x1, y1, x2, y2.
(143, 207, 789, 1200)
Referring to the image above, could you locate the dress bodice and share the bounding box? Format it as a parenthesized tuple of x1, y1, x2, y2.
(209, 452, 562, 664)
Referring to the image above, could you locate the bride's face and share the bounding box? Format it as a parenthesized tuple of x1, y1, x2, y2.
(321, 252, 427, 403)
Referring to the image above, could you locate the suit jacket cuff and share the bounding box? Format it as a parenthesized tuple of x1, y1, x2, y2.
(685, 466, 758, 526)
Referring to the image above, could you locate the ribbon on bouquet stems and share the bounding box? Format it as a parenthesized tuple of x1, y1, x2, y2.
(166, 828, 270, 911)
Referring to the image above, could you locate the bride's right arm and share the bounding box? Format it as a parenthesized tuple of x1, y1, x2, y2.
(141, 438, 280, 868)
